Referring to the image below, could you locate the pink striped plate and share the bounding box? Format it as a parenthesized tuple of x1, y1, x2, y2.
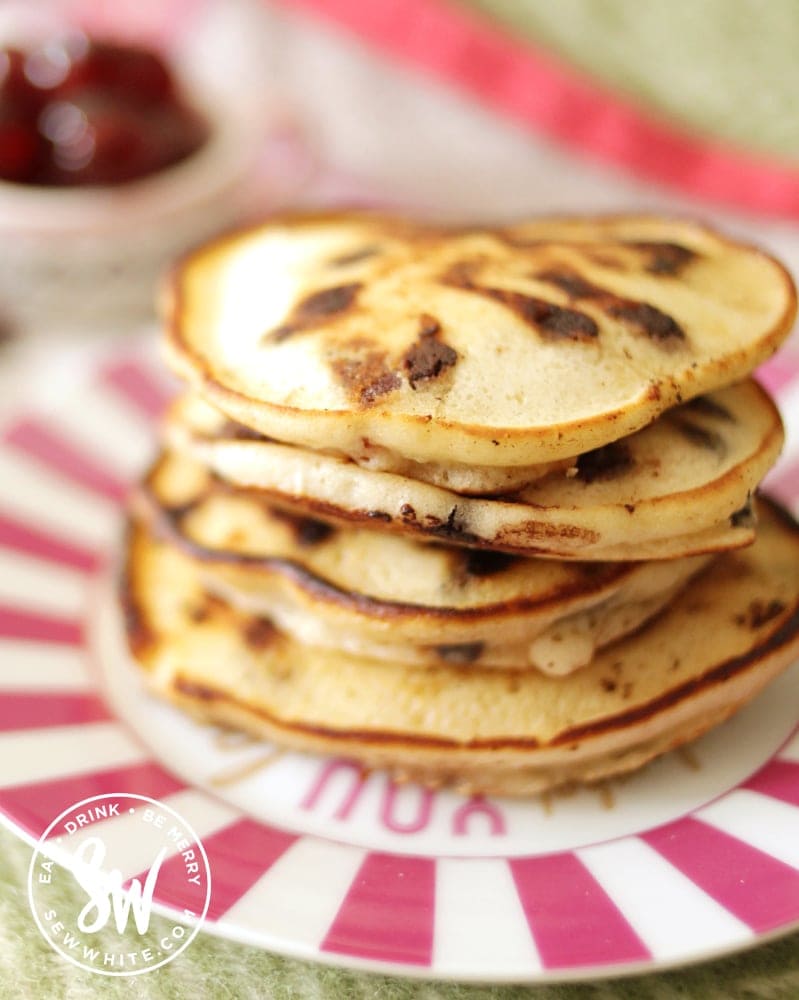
(1, 338, 798, 983)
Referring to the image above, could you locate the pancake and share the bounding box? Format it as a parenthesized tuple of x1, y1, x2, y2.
(164, 380, 782, 560)
(123, 498, 799, 797)
(136, 450, 710, 673)
(163, 213, 795, 470)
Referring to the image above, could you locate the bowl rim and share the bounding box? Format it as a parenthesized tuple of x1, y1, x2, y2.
(0, 94, 261, 236)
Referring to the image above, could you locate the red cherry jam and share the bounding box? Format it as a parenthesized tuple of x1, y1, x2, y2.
(0, 36, 208, 186)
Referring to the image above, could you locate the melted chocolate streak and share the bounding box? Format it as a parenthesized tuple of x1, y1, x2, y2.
(266, 282, 362, 343)
(442, 261, 686, 346)
(443, 266, 599, 342)
(535, 269, 686, 345)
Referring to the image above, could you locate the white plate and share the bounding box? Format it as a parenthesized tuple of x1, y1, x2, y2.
(1, 340, 798, 982)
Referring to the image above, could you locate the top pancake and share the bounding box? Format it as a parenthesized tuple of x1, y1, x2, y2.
(164, 213, 796, 468)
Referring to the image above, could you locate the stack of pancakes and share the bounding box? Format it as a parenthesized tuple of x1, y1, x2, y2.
(125, 214, 799, 795)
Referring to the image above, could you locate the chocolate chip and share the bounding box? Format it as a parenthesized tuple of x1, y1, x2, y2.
(730, 495, 756, 528)
(576, 442, 634, 484)
(626, 241, 696, 275)
(271, 508, 335, 546)
(426, 506, 481, 544)
(535, 269, 604, 300)
(402, 314, 458, 388)
(243, 618, 276, 649)
(672, 418, 727, 457)
(463, 550, 519, 577)
(366, 510, 392, 522)
(220, 420, 272, 442)
(735, 599, 786, 629)
(685, 396, 735, 422)
(329, 245, 380, 267)
(434, 642, 484, 664)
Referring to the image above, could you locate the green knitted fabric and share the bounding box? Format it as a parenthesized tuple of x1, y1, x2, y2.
(2, 824, 799, 999)
(463, 0, 799, 161)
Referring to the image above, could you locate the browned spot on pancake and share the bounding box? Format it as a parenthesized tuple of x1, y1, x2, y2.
(576, 442, 634, 484)
(685, 396, 735, 422)
(671, 418, 727, 457)
(463, 550, 520, 578)
(402, 313, 458, 389)
(442, 262, 598, 342)
(434, 642, 484, 664)
(735, 599, 786, 630)
(331, 338, 401, 406)
(607, 301, 685, 346)
(625, 241, 697, 275)
(534, 269, 604, 300)
(266, 282, 361, 343)
(600, 678, 617, 693)
(269, 507, 335, 546)
(500, 521, 601, 545)
(244, 618, 277, 650)
(329, 245, 380, 267)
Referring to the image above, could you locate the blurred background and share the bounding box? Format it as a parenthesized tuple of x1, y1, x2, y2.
(2, 0, 799, 354)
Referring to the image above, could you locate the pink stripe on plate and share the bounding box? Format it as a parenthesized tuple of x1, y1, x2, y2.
(0, 510, 99, 572)
(742, 758, 799, 808)
(765, 458, 799, 509)
(150, 817, 297, 921)
(509, 853, 649, 968)
(643, 816, 799, 933)
(3, 419, 128, 504)
(322, 852, 435, 966)
(100, 358, 174, 422)
(756, 360, 799, 398)
(0, 606, 82, 645)
(0, 691, 110, 732)
(0, 761, 184, 839)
